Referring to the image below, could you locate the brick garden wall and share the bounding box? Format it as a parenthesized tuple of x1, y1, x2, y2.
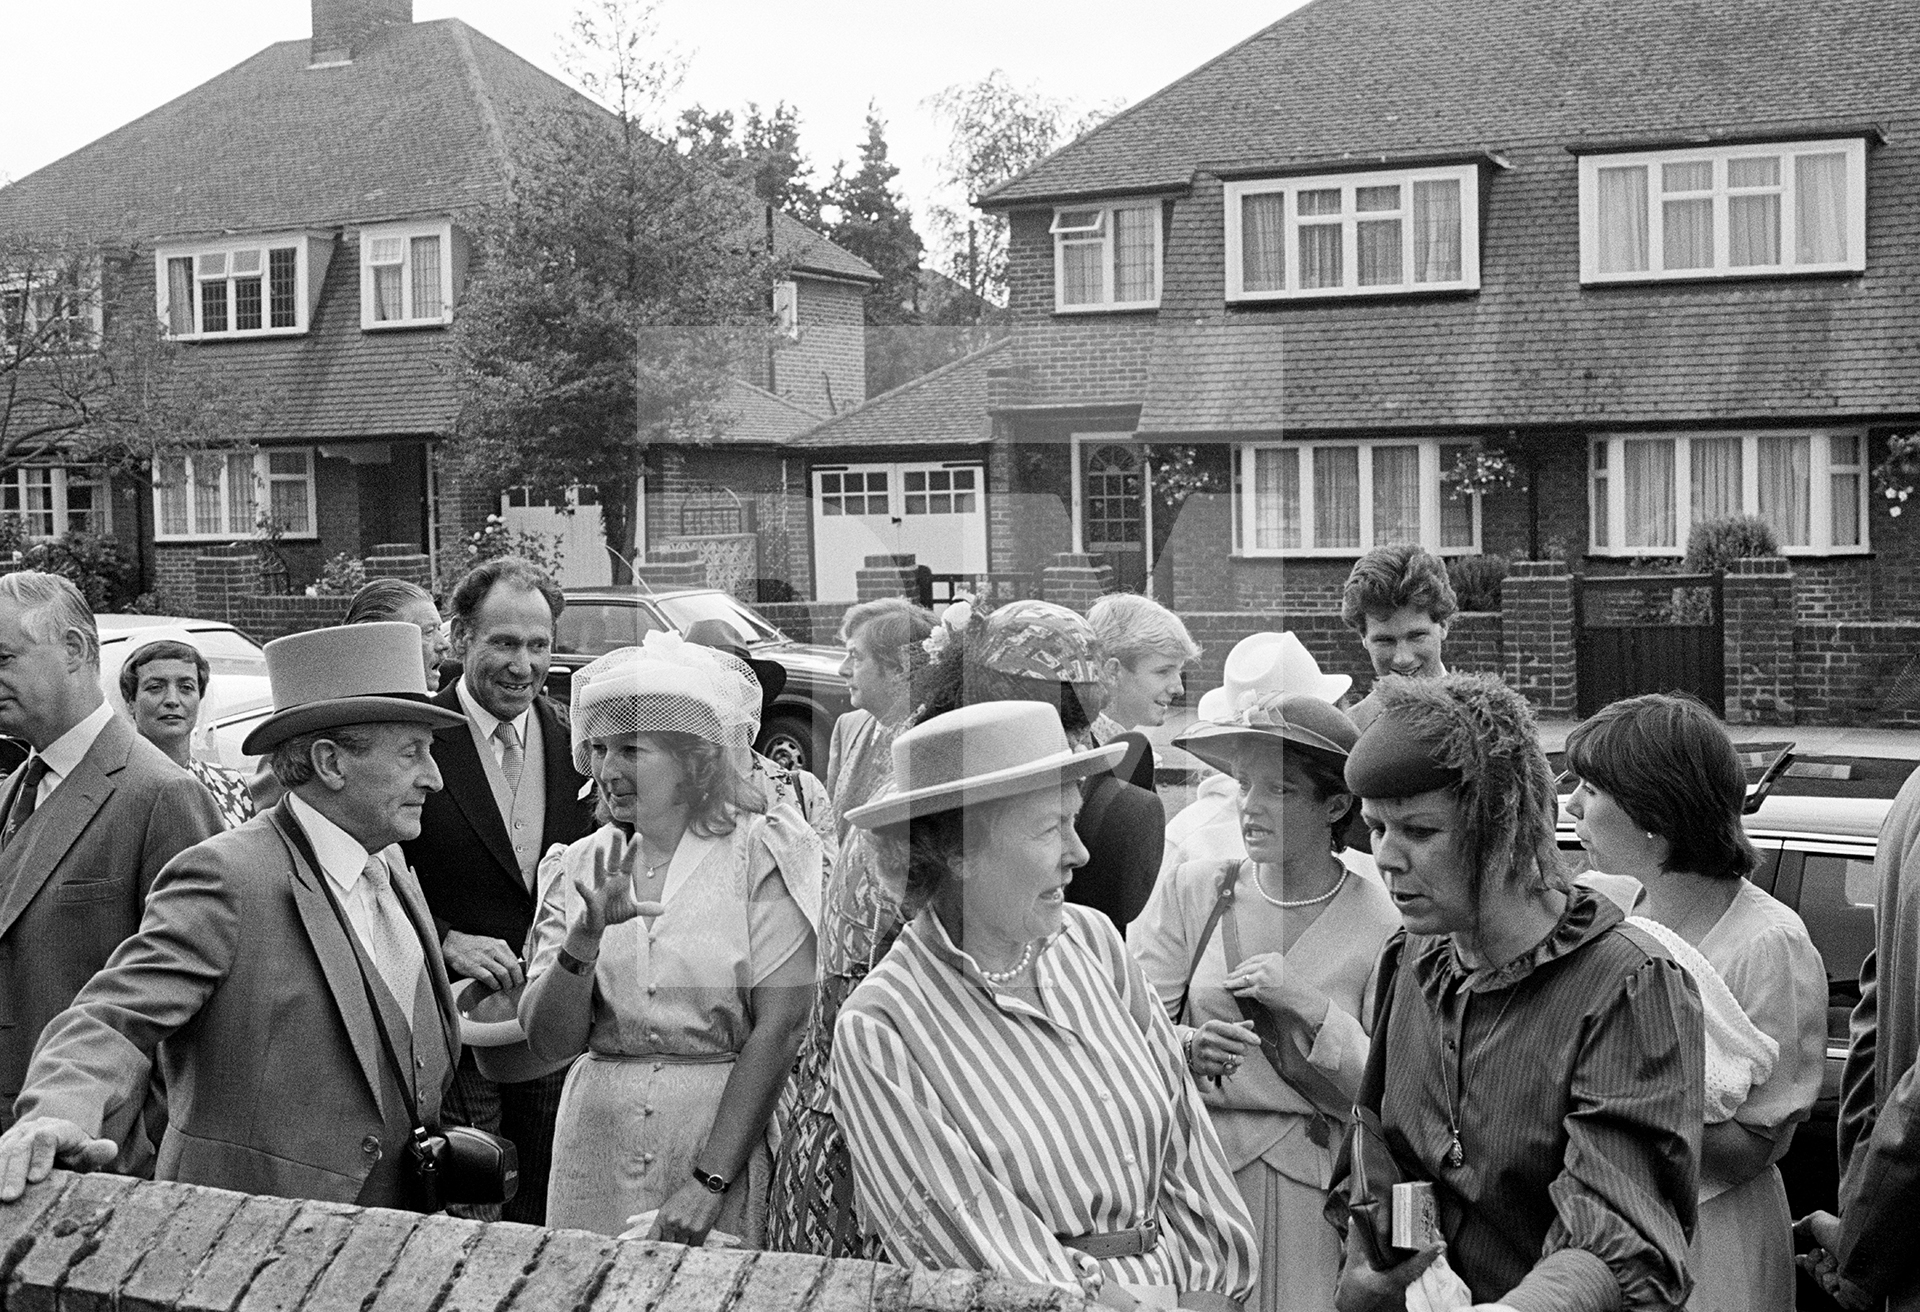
(1795, 622, 1920, 726)
(0, 1171, 1077, 1312)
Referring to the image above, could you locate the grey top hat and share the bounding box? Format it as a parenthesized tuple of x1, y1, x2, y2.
(243, 621, 466, 754)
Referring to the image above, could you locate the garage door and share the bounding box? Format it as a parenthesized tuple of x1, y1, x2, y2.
(499, 481, 644, 588)
(812, 462, 986, 602)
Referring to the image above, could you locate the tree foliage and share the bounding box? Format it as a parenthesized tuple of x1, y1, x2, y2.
(677, 101, 823, 227)
(926, 71, 1115, 305)
(447, 0, 772, 565)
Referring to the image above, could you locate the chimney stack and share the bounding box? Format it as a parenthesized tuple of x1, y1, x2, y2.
(310, 0, 412, 66)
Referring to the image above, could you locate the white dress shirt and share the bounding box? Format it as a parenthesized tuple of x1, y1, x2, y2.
(287, 792, 410, 959)
(30, 700, 116, 806)
(456, 678, 532, 770)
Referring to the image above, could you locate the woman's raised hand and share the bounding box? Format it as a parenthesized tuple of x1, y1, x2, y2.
(572, 834, 646, 939)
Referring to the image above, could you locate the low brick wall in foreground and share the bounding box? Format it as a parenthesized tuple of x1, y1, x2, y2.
(0, 1171, 1079, 1312)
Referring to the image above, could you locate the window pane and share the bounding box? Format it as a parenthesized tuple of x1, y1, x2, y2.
(1411, 179, 1462, 282)
(1623, 438, 1676, 548)
(268, 450, 308, 476)
(1371, 446, 1420, 545)
(1663, 197, 1713, 269)
(270, 472, 310, 534)
(1597, 166, 1649, 273)
(1062, 239, 1103, 305)
(64, 471, 103, 537)
(1662, 160, 1714, 192)
(1796, 153, 1848, 263)
(1313, 446, 1361, 548)
(1297, 189, 1342, 217)
(373, 264, 404, 321)
(269, 249, 298, 327)
(157, 457, 189, 537)
(1830, 433, 1860, 468)
(234, 276, 263, 331)
(192, 458, 224, 535)
(1241, 193, 1286, 292)
(411, 236, 443, 318)
(1357, 219, 1402, 286)
(1253, 447, 1300, 550)
(167, 258, 195, 335)
(1832, 472, 1860, 546)
(16, 469, 53, 539)
(1690, 436, 1743, 522)
(1440, 443, 1475, 549)
(1113, 206, 1156, 302)
(1757, 435, 1811, 546)
(1727, 156, 1780, 188)
(200, 280, 228, 333)
(1356, 185, 1400, 212)
(227, 453, 256, 532)
(1729, 194, 1781, 266)
(1298, 225, 1342, 290)
(1592, 473, 1610, 547)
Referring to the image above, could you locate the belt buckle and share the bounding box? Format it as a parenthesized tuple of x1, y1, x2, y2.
(1138, 1214, 1160, 1254)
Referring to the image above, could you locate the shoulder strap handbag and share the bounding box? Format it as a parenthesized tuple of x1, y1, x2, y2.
(1324, 932, 1412, 1259)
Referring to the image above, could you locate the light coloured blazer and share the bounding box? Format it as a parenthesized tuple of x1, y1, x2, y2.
(0, 714, 223, 1125)
(14, 800, 461, 1208)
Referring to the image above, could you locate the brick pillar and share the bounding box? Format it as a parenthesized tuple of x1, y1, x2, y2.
(856, 554, 919, 602)
(1166, 492, 1232, 611)
(195, 543, 258, 623)
(635, 548, 708, 592)
(364, 542, 432, 589)
(1501, 559, 1576, 715)
(1042, 553, 1115, 613)
(1723, 556, 1796, 725)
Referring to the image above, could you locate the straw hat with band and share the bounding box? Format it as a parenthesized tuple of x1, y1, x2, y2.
(1174, 691, 1360, 777)
(569, 631, 763, 776)
(846, 701, 1125, 833)
(243, 621, 465, 754)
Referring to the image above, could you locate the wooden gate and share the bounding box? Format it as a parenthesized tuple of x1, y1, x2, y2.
(1574, 573, 1725, 717)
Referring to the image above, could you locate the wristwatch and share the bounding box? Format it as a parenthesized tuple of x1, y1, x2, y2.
(691, 1165, 729, 1194)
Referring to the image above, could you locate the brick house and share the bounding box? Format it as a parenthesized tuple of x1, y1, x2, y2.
(954, 0, 1920, 631)
(0, 0, 873, 599)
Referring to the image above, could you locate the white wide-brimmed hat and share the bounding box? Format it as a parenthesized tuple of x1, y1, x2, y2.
(243, 622, 464, 754)
(846, 701, 1125, 832)
(1195, 631, 1351, 722)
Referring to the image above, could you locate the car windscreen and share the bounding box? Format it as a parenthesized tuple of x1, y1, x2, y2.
(657, 594, 783, 646)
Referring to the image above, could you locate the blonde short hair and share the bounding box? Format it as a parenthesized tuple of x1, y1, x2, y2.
(1088, 593, 1200, 670)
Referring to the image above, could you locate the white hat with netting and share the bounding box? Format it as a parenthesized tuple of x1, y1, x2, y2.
(569, 630, 762, 775)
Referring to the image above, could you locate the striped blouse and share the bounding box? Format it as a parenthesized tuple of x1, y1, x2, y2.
(831, 902, 1259, 1302)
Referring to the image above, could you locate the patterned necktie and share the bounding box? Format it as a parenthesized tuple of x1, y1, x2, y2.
(494, 721, 525, 796)
(359, 855, 426, 1029)
(3, 756, 51, 850)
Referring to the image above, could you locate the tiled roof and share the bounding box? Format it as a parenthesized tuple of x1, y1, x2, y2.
(983, 0, 1916, 207)
(792, 339, 1007, 449)
(710, 377, 825, 445)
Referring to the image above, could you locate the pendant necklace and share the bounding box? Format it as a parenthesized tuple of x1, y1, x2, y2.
(980, 940, 1036, 985)
(1253, 860, 1349, 910)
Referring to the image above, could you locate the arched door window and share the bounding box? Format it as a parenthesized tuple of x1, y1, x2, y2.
(1085, 444, 1143, 551)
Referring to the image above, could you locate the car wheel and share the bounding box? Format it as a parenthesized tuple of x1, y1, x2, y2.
(758, 713, 823, 778)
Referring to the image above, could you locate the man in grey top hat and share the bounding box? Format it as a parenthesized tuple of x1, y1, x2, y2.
(0, 622, 469, 1210)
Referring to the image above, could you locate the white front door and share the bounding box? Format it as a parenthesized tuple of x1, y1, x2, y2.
(811, 462, 986, 602)
(501, 483, 641, 588)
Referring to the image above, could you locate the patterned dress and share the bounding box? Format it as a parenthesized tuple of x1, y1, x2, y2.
(187, 757, 255, 830)
(767, 709, 907, 1257)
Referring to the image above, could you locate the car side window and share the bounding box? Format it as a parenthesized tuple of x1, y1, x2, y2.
(555, 604, 662, 657)
(1796, 852, 1877, 1053)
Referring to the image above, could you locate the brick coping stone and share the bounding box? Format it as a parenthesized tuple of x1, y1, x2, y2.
(0, 1171, 1084, 1312)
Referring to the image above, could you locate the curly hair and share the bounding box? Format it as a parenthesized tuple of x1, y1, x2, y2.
(839, 597, 937, 677)
(1368, 672, 1566, 900)
(1340, 544, 1458, 634)
(588, 730, 765, 838)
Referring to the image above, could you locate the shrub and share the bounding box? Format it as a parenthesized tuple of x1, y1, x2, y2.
(1683, 515, 1781, 574)
(0, 515, 27, 561)
(309, 552, 368, 598)
(1447, 554, 1508, 612)
(23, 533, 142, 612)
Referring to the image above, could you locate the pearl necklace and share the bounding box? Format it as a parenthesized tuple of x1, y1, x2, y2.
(979, 940, 1036, 985)
(1252, 862, 1349, 910)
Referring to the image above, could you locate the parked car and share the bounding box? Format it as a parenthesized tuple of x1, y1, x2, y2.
(1554, 748, 1903, 1234)
(547, 587, 851, 777)
(0, 616, 274, 776)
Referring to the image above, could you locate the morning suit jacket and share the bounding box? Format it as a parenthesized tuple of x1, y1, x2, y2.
(403, 684, 595, 962)
(0, 713, 223, 1128)
(15, 801, 461, 1208)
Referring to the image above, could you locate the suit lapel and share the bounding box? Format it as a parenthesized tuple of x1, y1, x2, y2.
(431, 686, 521, 879)
(272, 805, 389, 1111)
(535, 697, 585, 841)
(0, 715, 128, 941)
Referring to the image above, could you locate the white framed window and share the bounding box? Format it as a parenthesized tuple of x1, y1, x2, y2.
(1588, 431, 1868, 555)
(1051, 199, 1162, 312)
(359, 220, 454, 328)
(1235, 439, 1481, 557)
(153, 448, 317, 541)
(1224, 165, 1480, 300)
(0, 466, 111, 539)
(156, 237, 307, 339)
(2, 260, 103, 356)
(1579, 138, 1867, 282)
(772, 280, 800, 340)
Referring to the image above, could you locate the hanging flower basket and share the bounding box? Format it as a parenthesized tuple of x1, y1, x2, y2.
(1441, 445, 1523, 501)
(1872, 433, 1920, 518)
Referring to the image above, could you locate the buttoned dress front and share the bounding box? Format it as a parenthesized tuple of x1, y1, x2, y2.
(531, 818, 815, 1238)
(833, 902, 1259, 1303)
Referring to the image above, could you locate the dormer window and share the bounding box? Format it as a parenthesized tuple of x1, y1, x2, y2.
(1578, 138, 1867, 282)
(1051, 200, 1162, 312)
(1224, 164, 1481, 300)
(360, 220, 458, 329)
(157, 236, 314, 339)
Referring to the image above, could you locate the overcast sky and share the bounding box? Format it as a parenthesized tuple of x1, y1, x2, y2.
(0, 0, 1309, 261)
